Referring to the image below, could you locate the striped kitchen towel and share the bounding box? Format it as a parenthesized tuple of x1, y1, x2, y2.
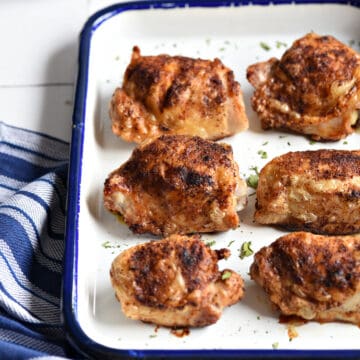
(0, 121, 73, 359)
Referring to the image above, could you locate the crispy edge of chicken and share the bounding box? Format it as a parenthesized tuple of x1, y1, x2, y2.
(109, 46, 249, 143)
(250, 231, 360, 324)
(110, 234, 244, 327)
(247, 33, 360, 141)
(254, 149, 360, 235)
(104, 135, 247, 236)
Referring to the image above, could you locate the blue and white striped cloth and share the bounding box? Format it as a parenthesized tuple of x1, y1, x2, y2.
(0, 122, 73, 359)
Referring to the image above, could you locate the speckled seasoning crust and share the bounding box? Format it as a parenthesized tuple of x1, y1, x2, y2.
(104, 135, 247, 236)
(251, 231, 360, 324)
(110, 46, 249, 143)
(255, 149, 360, 235)
(247, 33, 360, 141)
(110, 234, 244, 327)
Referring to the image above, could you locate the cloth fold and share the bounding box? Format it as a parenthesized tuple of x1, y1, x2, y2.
(0, 122, 72, 359)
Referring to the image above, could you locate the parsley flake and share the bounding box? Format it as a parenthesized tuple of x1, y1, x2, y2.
(258, 150, 268, 159)
(221, 271, 232, 280)
(260, 42, 271, 51)
(246, 166, 260, 189)
(239, 241, 254, 259)
(262, 141, 269, 146)
(309, 140, 316, 145)
(247, 174, 259, 189)
(272, 342, 279, 349)
(227, 240, 235, 247)
(102, 241, 112, 249)
(206, 240, 216, 247)
(276, 41, 287, 49)
(343, 141, 348, 145)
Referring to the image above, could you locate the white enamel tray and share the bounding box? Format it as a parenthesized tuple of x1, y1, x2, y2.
(64, 1, 360, 358)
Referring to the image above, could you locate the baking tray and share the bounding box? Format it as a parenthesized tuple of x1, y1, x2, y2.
(64, 1, 360, 358)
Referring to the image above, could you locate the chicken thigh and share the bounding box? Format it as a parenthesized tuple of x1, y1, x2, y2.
(110, 234, 244, 327)
(250, 231, 360, 324)
(110, 46, 249, 143)
(247, 33, 360, 140)
(255, 149, 360, 235)
(104, 135, 247, 236)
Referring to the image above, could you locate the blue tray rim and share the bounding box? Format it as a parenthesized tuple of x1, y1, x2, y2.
(63, 0, 360, 358)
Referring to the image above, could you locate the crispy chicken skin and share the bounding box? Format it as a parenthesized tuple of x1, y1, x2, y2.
(250, 231, 360, 324)
(247, 33, 360, 140)
(110, 234, 244, 327)
(104, 135, 247, 236)
(110, 46, 249, 143)
(255, 149, 360, 235)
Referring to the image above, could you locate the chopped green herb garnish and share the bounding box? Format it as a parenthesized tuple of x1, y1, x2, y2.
(247, 174, 259, 189)
(239, 241, 254, 259)
(219, 47, 225, 51)
(247, 166, 260, 189)
(221, 271, 232, 280)
(149, 334, 157, 338)
(309, 140, 316, 145)
(102, 241, 112, 249)
(272, 342, 279, 349)
(227, 240, 235, 247)
(276, 41, 287, 49)
(349, 39, 356, 46)
(343, 141, 348, 145)
(258, 150, 268, 159)
(250, 165, 259, 174)
(257, 316, 260, 320)
(262, 141, 269, 146)
(260, 42, 271, 51)
(206, 240, 216, 247)
(287, 141, 291, 146)
(279, 135, 287, 138)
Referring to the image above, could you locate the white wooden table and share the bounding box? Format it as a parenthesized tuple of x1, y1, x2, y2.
(0, 0, 122, 142)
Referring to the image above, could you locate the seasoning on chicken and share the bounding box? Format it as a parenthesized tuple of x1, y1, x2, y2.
(104, 135, 247, 236)
(250, 231, 360, 325)
(255, 149, 360, 235)
(110, 46, 249, 143)
(247, 33, 360, 141)
(110, 234, 244, 327)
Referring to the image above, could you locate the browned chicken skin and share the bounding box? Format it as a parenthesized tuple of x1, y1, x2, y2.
(250, 231, 360, 324)
(247, 33, 360, 140)
(110, 46, 249, 143)
(104, 135, 247, 236)
(255, 149, 360, 235)
(110, 234, 244, 327)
